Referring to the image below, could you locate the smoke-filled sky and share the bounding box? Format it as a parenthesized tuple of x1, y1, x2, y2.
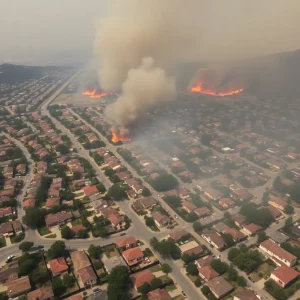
(1, 0, 300, 66)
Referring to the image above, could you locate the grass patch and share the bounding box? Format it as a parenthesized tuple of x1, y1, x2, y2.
(71, 218, 82, 226)
(166, 284, 177, 291)
(38, 226, 51, 236)
(159, 274, 172, 285)
(0, 237, 6, 248)
(10, 232, 25, 244)
(102, 244, 119, 258)
(149, 264, 162, 272)
(250, 260, 276, 282)
(150, 225, 160, 232)
(45, 234, 56, 238)
(172, 296, 185, 300)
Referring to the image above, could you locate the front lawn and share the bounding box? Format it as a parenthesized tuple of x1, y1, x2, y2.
(0, 237, 6, 248)
(149, 264, 162, 272)
(10, 232, 25, 244)
(45, 234, 57, 238)
(102, 244, 119, 258)
(249, 259, 276, 282)
(38, 226, 51, 236)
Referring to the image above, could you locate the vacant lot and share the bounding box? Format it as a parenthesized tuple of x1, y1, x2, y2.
(53, 93, 102, 107)
(250, 260, 276, 282)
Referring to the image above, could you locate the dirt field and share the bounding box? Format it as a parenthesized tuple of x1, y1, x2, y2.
(52, 93, 103, 107)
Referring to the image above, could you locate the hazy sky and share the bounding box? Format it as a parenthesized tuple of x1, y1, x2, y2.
(0, 0, 108, 65)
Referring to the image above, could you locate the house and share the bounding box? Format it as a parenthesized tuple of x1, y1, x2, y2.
(182, 201, 197, 213)
(36, 161, 47, 173)
(12, 220, 22, 234)
(132, 197, 157, 212)
(82, 185, 99, 197)
(0, 206, 13, 218)
(270, 265, 299, 288)
(213, 222, 230, 233)
(0, 222, 14, 237)
(91, 199, 107, 213)
(0, 263, 18, 284)
(116, 236, 138, 250)
(71, 224, 87, 236)
(206, 276, 233, 299)
(232, 214, 247, 227)
(151, 211, 169, 228)
(122, 247, 144, 266)
(231, 189, 253, 201)
(202, 229, 225, 250)
(3, 166, 13, 178)
(45, 197, 60, 209)
(24, 198, 36, 208)
(199, 266, 219, 281)
(268, 197, 287, 212)
(168, 229, 189, 241)
(49, 257, 69, 276)
(268, 206, 282, 219)
(48, 188, 60, 198)
(108, 213, 124, 229)
(27, 286, 54, 300)
(219, 198, 235, 209)
(204, 188, 222, 201)
(7, 276, 31, 298)
(196, 255, 214, 269)
(179, 240, 203, 257)
(269, 231, 289, 244)
(233, 289, 260, 300)
(124, 178, 144, 194)
(222, 228, 245, 242)
(3, 178, 17, 190)
(147, 288, 172, 300)
(243, 223, 262, 236)
(45, 211, 73, 228)
(16, 164, 26, 175)
(260, 239, 297, 267)
(72, 179, 86, 190)
(131, 269, 154, 290)
(194, 207, 211, 218)
(70, 251, 97, 287)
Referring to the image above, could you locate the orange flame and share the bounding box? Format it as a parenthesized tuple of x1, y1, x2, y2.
(189, 83, 244, 96)
(82, 89, 108, 99)
(111, 128, 131, 143)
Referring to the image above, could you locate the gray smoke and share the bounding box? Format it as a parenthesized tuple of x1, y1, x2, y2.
(95, 0, 300, 126)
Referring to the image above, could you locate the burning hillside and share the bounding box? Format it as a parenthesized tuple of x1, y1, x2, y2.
(188, 68, 246, 97)
(82, 89, 108, 99)
(111, 127, 131, 143)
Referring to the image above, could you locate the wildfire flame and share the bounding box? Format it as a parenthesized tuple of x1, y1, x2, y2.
(111, 128, 131, 143)
(188, 68, 245, 97)
(189, 83, 244, 97)
(82, 89, 108, 99)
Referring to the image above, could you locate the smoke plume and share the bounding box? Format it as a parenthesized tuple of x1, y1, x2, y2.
(95, 0, 300, 126)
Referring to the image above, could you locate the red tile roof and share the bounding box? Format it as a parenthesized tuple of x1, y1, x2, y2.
(199, 266, 219, 281)
(82, 185, 99, 197)
(116, 236, 137, 248)
(131, 269, 154, 289)
(272, 265, 299, 285)
(122, 247, 144, 265)
(49, 257, 68, 276)
(261, 239, 297, 264)
(27, 286, 54, 300)
(244, 223, 262, 234)
(147, 288, 172, 300)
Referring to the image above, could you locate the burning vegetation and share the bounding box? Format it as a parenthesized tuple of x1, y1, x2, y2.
(188, 68, 246, 97)
(111, 127, 131, 143)
(82, 89, 108, 99)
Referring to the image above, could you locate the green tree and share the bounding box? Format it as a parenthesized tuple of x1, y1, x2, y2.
(0, 293, 8, 300)
(142, 188, 151, 197)
(47, 241, 66, 260)
(227, 266, 238, 281)
(52, 277, 66, 296)
(193, 221, 202, 232)
(187, 212, 199, 222)
(194, 276, 202, 287)
(19, 258, 35, 275)
(161, 263, 172, 274)
(237, 276, 247, 287)
(63, 274, 75, 289)
(186, 262, 199, 276)
(211, 259, 227, 274)
(138, 283, 150, 295)
(164, 196, 181, 208)
(30, 268, 49, 285)
(151, 174, 178, 192)
(22, 207, 46, 228)
(56, 144, 69, 155)
(88, 244, 101, 259)
(201, 285, 210, 296)
(61, 226, 73, 239)
(285, 205, 294, 214)
(150, 277, 163, 290)
(107, 184, 127, 200)
(222, 233, 234, 247)
(257, 231, 267, 243)
(144, 216, 155, 227)
(77, 229, 88, 239)
(19, 241, 34, 252)
(107, 266, 130, 300)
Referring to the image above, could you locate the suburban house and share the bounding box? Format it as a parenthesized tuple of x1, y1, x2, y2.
(268, 197, 288, 212)
(194, 207, 211, 218)
(270, 265, 299, 288)
(70, 251, 97, 287)
(206, 276, 233, 299)
(196, 255, 214, 269)
(0, 206, 13, 218)
(219, 198, 235, 209)
(168, 229, 189, 242)
(233, 289, 260, 300)
(116, 236, 138, 250)
(182, 201, 197, 213)
(199, 266, 219, 281)
(27, 286, 54, 300)
(131, 269, 154, 290)
(243, 223, 262, 236)
(82, 185, 99, 198)
(260, 239, 297, 267)
(151, 211, 169, 228)
(202, 229, 226, 250)
(15, 164, 26, 175)
(7, 276, 31, 298)
(179, 240, 203, 257)
(0, 222, 14, 237)
(45, 211, 73, 228)
(0, 263, 18, 284)
(222, 227, 245, 243)
(204, 188, 222, 201)
(231, 214, 247, 227)
(122, 247, 144, 266)
(48, 257, 69, 277)
(132, 197, 157, 212)
(45, 198, 60, 209)
(108, 212, 124, 229)
(268, 206, 282, 219)
(147, 288, 172, 300)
